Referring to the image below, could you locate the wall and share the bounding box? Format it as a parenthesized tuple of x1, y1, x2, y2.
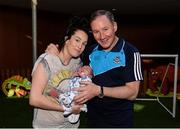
(0, 6, 179, 70)
(0, 6, 70, 69)
(116, 14, 179, 54)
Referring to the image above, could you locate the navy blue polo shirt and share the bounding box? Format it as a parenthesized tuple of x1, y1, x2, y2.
(86, 38, 143, 127)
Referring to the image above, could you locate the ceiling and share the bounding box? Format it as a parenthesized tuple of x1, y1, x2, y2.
(0, 0, 180, 15)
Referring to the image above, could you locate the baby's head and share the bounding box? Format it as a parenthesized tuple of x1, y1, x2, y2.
(78, 66, 93, 78)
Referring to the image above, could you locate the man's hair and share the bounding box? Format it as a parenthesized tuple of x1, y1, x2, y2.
(90, 10, 115, 23)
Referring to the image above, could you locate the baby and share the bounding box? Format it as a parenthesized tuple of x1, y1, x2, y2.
(49, 65, 93, 124)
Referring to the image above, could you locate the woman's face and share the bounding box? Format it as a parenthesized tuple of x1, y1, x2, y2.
(66, 30, 88, 58)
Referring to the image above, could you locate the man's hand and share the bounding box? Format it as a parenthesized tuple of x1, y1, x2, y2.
(73, 81, 100, 104)
(45, 43, 59, 56)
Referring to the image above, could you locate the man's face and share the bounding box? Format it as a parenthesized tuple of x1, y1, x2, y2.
(91, 15, 117, 51)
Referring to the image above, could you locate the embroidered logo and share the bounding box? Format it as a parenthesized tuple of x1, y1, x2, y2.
(113, 56, 120, 64)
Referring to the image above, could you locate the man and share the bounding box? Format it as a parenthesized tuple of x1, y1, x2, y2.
(46, 10, 143, 128)
(74, 10, 143, 128)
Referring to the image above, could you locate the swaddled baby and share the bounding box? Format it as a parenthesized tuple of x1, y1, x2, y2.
(49, 65, 93, 124)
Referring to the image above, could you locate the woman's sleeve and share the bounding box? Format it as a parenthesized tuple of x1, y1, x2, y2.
(31, 53, 51, 80)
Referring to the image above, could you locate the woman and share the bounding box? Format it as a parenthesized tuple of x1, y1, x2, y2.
(29, 17, 89, 128)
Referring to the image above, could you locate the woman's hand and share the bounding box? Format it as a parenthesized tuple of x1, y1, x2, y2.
(71, 104, 83, 114)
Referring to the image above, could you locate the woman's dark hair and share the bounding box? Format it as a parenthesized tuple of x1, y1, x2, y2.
(58, 16, 90, 51)
(90, 10, 115, 23)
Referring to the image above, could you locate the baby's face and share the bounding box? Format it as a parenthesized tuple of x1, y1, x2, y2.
(78, 66, 92, 78)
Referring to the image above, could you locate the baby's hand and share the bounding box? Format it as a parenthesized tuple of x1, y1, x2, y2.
(72, 71, 79, 77)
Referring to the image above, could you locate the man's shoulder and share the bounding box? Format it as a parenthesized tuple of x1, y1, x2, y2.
(84, 44, 98, 56)
(89, 44, 98, 52)
(124, 40, 139, 53)
(81, 44, 98, 65)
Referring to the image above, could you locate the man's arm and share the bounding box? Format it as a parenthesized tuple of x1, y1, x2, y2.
(73, 80, 140, 104)
(45, 43, 59, 56)
(104, 81, 140, 100)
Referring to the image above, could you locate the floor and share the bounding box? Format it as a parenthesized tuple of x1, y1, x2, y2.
(0, 93, 180, 128)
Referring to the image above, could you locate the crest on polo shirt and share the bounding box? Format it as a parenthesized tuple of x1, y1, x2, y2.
(113, 56, 120, 64)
